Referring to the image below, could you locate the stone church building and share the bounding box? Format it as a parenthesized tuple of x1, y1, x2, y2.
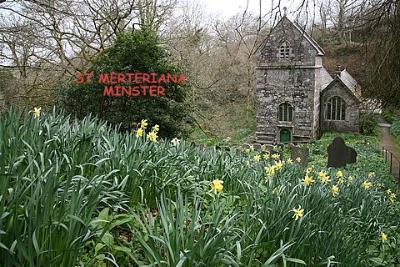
(255, 15, 362, 144)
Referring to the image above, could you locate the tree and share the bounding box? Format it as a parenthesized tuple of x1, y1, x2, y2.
(57, 28, 190, 138)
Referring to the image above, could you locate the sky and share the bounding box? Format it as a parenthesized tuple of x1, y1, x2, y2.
(198, 0, 305, 19)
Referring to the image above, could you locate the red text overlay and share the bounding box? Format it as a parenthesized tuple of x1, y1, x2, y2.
(75, 72, 186, 97)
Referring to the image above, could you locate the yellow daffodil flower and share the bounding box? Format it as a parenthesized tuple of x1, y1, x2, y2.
(152, 124, 160, 132)
(389, 193, 396, 203)
(211, 179, 223, 193)
(318, 171, 331, 184)
(303, 174, 315, 186)
(271, 154, 280, 160)
(136, 128, 144, 137)
(292, 206, 304, 221)
(140, 119, 148, 129)
(331, 185, 340, 197)
(368, 172, 375, 178)
(254, 154, 261, 161)
(265, 166, 275, 176)
(147, 131, 158, 143)
(336, 170, 344, 178)
(274, 160, 283, 171)
(306, 166, 313, 174)
(32, 107, 41, 118)
(263, 153, 270, 160)
(260, 144, 266, 151)
(379, 232, 388, 242)
(296, 157, 301, 163)
(362, 180, 372, 190)
(338, 177, 345, 185)
(287, 158, 293, 164)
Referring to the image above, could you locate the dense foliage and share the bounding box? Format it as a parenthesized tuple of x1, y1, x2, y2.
(0, 109, 399, 266)
(360, 112, 378, 135)
(57, 29, 190, 138)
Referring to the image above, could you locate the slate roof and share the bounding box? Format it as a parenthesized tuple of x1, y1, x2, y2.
(320, 67, 333, 90)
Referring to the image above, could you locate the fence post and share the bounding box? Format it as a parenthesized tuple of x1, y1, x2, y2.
(390, 153, 393, 172)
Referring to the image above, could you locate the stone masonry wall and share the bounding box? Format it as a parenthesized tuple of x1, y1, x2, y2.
(255, 17, 321, 144)
(321, 81, 360, 132)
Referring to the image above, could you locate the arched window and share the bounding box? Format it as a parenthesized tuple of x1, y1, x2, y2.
(325, 96, 346, 121)
(279, 42, 290, 59)
(278, 103, 293, 122)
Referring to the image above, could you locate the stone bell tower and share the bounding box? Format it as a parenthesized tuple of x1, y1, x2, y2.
(255, 14, 326, 144)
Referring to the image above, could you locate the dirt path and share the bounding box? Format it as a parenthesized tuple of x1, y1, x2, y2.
(378, 123, 400, 179)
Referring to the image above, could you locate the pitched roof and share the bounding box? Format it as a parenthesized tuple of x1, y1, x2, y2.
(339, 69, 361, 97)
(322, 76, 362, 103)
(288, 18, 325, 56)
(320, 67, 333, 90)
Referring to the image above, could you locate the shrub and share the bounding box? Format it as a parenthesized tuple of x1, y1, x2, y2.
(360, 112, 378, 135)
(57, 28, 191, 138)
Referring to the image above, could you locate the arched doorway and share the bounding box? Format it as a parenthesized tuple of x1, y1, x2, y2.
(279, 129, 291, 144)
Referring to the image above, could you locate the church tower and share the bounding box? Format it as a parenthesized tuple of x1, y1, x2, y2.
(255, 14, 326, 144)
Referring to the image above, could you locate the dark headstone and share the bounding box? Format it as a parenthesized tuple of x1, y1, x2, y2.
(290, 145, 309, 166)
(346, 147, 357, 164)
(327, 137, 357, 168)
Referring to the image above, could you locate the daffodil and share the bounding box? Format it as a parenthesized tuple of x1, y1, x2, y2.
(147, 131, 158, 143)
(331, 185, 340, 197)
(271, 153, 280, 160)
(263, 153, 270, 160)
(265, 166, 275, 176)
(171, 137, 180, 145)
(254, 154, 261, 161)
(306, 166, 313, 174)
(152, 124, 160, 132)
(379, 232, 388, 242)
(32, 107, 41, 118)
(296, 157, 301, 163)
(292, 206, 304, 221)
(389, 193, 396, 203)
(286, 158, 293, 164)
(140, 119, 148, 129)
(318, 171, 331, 184)
(336, 170, 344, 178)
(260, 144, 266, 151)
(303, 174, 315, 186)
(274, 160, 283, 171)
(211, 179, 223, 193)
(362, 180, 372, 190)
(136, 128, 144, 137)
(368, 172, 375, 178)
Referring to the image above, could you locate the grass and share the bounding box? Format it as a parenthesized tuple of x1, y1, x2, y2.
(0, 108, 399, 266)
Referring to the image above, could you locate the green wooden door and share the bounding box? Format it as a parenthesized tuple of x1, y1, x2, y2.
(279, 129, 291, 143)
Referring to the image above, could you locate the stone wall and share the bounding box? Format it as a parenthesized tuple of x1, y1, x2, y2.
(320, 80, 360, 132)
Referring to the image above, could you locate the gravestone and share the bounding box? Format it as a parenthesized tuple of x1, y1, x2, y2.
(327, 136, 357, 168)
(346, 147, 357, 164)
(290, 145, 309, 166)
